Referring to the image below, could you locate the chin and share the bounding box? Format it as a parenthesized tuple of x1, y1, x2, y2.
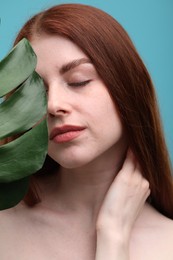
(58, 160, 88, 170)
(49, 153, 89, 169)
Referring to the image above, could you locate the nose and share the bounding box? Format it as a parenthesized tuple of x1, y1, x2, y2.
(47, 83, 71, 118)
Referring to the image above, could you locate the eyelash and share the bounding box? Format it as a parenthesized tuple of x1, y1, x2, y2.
(43, 80, 92, 93)
(68, 80, 92, 87)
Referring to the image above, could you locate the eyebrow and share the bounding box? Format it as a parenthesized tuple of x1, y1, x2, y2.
(59, 58, 92, 74)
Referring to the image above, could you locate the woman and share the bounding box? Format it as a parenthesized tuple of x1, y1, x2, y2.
(0, 3, 173, 259)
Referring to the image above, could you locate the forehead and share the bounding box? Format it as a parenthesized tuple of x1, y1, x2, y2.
(31, 34, 88, 67)
(30, 34, 94, 81)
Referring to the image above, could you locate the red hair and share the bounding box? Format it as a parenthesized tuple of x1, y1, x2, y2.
(13, 4, 173, 218)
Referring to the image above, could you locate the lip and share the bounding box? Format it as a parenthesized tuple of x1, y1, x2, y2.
(50, 125, 86, 143)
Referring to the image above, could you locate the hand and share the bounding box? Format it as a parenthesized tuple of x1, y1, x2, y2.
(95, 149, 150, 259)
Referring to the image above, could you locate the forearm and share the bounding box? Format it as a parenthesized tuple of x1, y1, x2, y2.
(95, 229, 129, 260)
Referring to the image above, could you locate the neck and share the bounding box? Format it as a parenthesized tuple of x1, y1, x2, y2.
(38, 143, 127, 220)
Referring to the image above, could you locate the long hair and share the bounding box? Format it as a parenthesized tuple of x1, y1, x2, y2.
(13, 4, 173, 217)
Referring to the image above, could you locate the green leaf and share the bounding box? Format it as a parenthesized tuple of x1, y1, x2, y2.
(0, 119, 48, 182)
(0, 177, 29, 210)
(0, 38, 37, 97)
(0, 71, 47, 139)
(0, 38, 48, 210)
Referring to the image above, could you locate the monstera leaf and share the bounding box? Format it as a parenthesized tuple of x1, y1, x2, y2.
(0, 38, 48, 210)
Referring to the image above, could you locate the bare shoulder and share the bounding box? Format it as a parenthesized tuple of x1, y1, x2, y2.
(0, 203, 41, 259)
(130, 203, 173, 260)
(0, 206, 17, 228)
(0, 203, 25, 221)
(0, 204, 23, 235)
(0, 203, 29, 247)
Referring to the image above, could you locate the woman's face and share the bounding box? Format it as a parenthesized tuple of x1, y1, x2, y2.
(31, 34, 126, 169)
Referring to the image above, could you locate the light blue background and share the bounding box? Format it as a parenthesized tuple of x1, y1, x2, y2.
(0, 0, 173, 164)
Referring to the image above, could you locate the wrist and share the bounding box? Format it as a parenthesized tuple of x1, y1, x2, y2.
(97, 226, 129, 247)
(96, 218, 131, 243)
(96, 230, 129, 260)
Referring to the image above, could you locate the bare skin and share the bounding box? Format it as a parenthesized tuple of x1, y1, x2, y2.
(0, 152, 173, 260)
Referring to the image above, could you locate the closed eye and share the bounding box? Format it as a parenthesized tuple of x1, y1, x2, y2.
(68, 80, 92, 87)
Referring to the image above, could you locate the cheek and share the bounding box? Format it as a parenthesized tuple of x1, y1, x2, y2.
(95, 96, 122, 127)
(101, 100, 123, 138)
